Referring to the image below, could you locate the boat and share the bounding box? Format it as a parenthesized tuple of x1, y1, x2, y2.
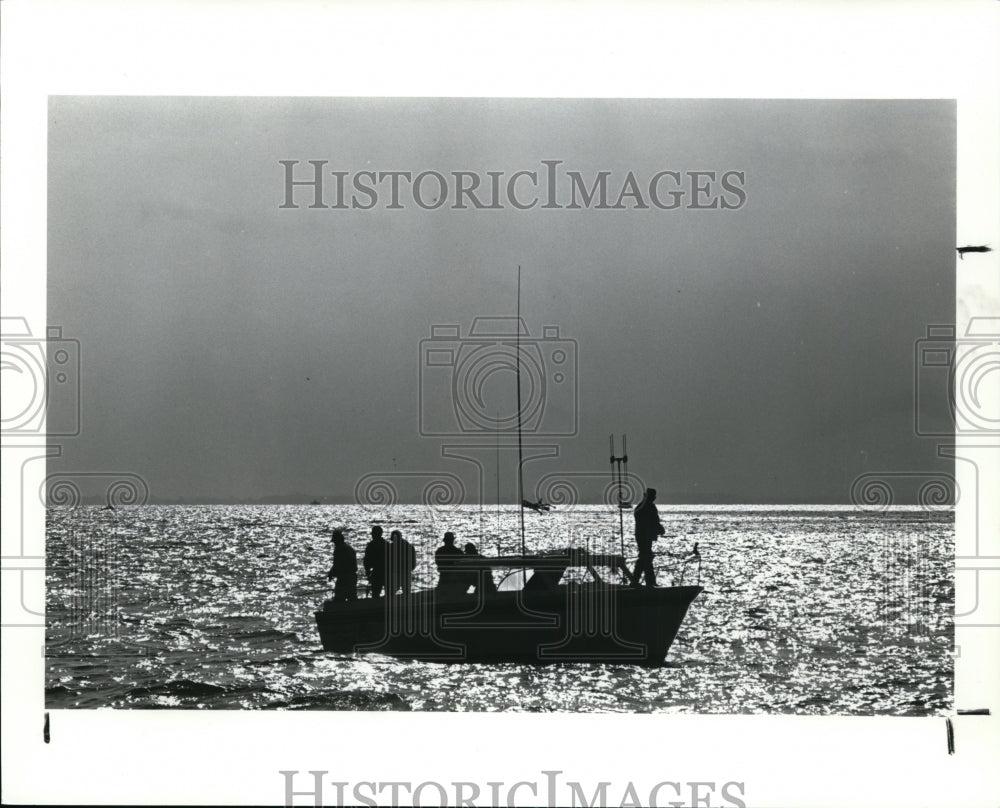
(521, 498, 553, 512)
(315, 549, 702, 666)
(315, 272, 701, 665)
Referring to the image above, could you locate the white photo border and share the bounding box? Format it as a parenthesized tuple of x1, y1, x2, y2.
(2, 1, 998, 806)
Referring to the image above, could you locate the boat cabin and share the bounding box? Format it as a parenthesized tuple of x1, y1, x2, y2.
(447, 548, 632, 591)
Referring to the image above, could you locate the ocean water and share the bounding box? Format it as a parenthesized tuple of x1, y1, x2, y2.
(46, 504, 953, 714)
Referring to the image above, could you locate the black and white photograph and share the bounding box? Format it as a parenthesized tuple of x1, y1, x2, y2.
(2, 2, 998, 807)
(42, 96, 957, 715)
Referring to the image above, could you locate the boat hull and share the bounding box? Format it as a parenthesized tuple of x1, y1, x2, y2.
(314, 584, 701, 665)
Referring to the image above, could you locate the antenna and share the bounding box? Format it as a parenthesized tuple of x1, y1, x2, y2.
(623, 434, 628, 490)
(610, 434, 628, 556)
(516, 266, 526, 559)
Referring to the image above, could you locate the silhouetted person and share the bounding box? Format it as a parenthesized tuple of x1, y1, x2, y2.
(463, 542, 497, 595)
(632, 487, 665, 587)
(387, 529, 417, 596)
(364, 526, 389, 597)
(326, 529, 358, 602)
(435, 531, 465, 594)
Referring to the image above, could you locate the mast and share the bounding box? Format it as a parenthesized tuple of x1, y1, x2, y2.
(516, 266, 526, 557)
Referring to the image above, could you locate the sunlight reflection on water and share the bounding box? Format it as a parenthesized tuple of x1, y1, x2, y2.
(46, 504, 952, 714)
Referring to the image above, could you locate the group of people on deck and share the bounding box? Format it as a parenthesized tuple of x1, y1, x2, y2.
(326, 526, 495, 602)
(326, 486, 673, 601)
(434, 531, 498, 596)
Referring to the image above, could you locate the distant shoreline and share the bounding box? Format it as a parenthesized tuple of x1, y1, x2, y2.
(57, 500, 954, 511)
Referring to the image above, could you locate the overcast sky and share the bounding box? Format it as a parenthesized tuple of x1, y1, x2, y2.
(48, 98, 954, 503)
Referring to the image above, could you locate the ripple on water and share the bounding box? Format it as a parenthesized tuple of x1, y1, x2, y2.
(46, 504, 953, 713)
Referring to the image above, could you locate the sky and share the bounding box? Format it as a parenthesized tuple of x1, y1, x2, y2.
(47, 97, 955, 503)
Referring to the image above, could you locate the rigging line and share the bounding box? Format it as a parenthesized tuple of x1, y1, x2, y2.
(516, 266, 526, 559)
(496, 410, 501, 556)
(618, 435, 624, 556)
(611, 434, 626, 557)
(610, 434, 616, 557)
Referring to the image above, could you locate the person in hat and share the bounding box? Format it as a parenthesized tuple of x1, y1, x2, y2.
(326, 528, 358, 602)
(632, 487, 666, 587)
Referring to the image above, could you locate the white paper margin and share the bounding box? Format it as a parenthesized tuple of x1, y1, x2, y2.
(2, 1, 998, 806)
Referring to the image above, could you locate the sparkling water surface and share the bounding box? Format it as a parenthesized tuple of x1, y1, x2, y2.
(46, 504, 953, 714)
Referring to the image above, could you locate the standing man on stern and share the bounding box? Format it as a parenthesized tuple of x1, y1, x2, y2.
(632, 487, 665, 587)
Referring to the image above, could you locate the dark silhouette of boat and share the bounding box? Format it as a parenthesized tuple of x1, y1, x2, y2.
(521, 498, 552, 512)
(315, 549, 701, 666)
(316, 274, 702, 665)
